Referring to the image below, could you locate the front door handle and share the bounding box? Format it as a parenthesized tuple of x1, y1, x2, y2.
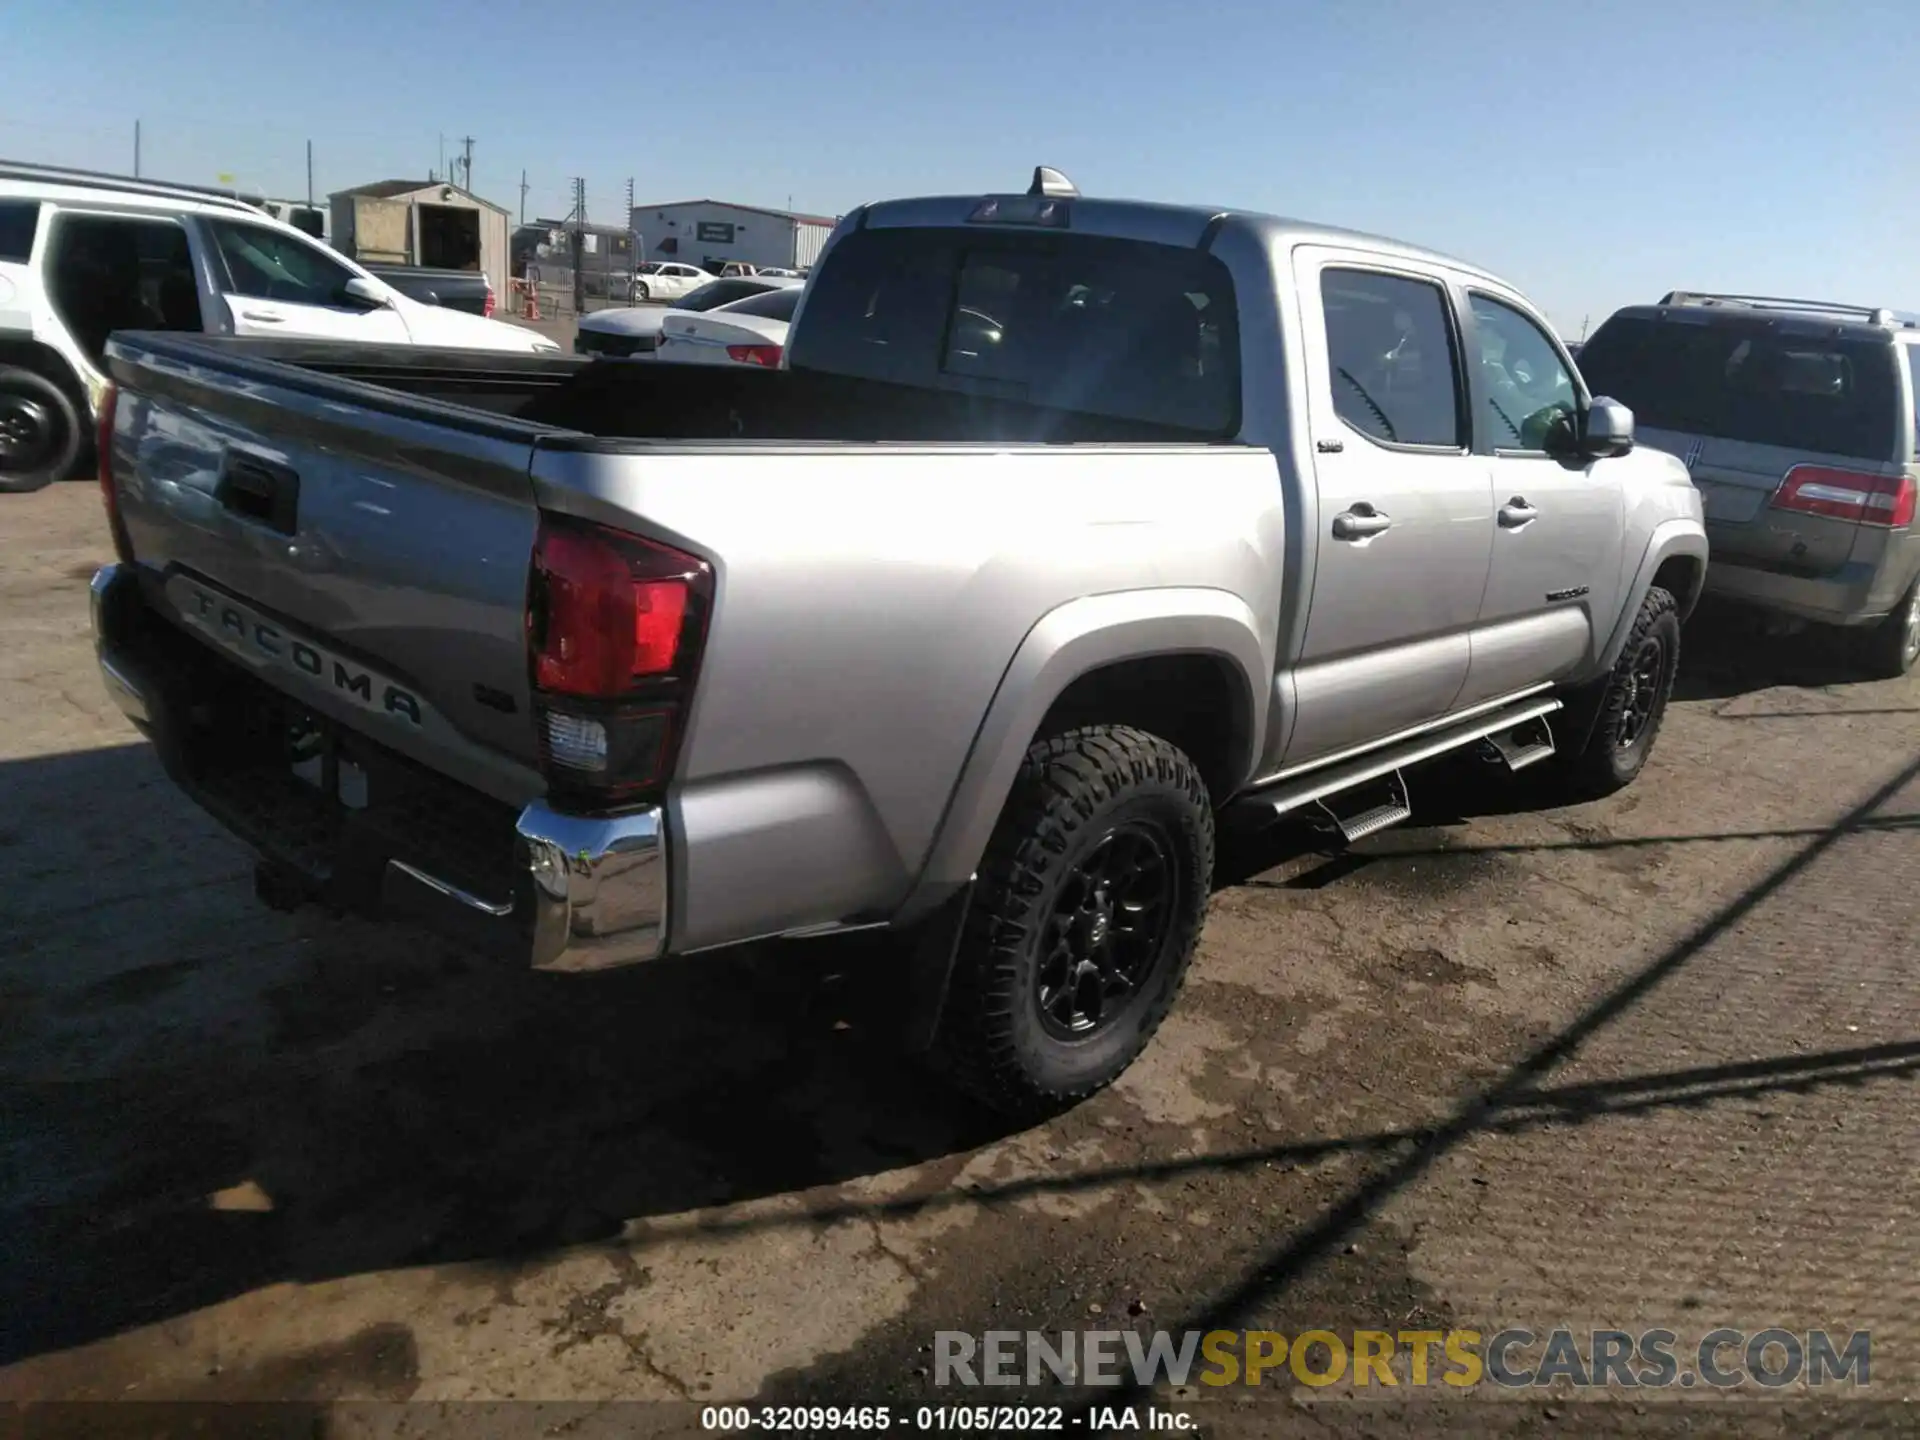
(1332, 505, 1392, 540)
(239, 309, 285, 323)
(1498, 498, 1539, 528)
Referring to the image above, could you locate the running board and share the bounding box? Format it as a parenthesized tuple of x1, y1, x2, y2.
(1482, 715, 1557, 773)
(1316, 770, 1412, 842)
(1242, 696, 1564, 822)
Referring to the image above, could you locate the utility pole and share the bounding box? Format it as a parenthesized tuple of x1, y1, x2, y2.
(306, 140, 314, 209)
(625, 176, 636, 291)
(571, 177, 586, 316)
(459, 135, 475, 191)
(519, 169, 528, 226)
(1580, 314, 1590, 341)
(133, 120, 141, 178)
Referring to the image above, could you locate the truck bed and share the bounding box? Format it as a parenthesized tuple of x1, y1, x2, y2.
(114, 333, 1232, 446)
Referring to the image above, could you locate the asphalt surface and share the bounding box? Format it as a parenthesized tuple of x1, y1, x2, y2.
(2, 482, 1916, 1438)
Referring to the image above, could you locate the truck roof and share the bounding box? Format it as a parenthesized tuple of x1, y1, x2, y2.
(855, 192, 1501, 285)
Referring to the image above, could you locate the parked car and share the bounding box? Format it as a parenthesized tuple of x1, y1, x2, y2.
(0, 162, 560, 493)
(364, 264, 496, 317)
(656, 284, 801, 367)
(576, 275, 802, 358)
(628, 261, 713, 303)
(1578, 291, 1920, 676)
(88, 167, 1704, 1117)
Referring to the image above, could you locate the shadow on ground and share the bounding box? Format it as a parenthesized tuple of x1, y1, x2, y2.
(0, 746, 1009, 1367)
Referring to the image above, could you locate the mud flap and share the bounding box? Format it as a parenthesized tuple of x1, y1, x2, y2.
(898, 877, 976, 1054)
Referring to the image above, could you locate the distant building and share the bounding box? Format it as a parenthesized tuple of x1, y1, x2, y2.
(327, 179, 510, 299)
(629, 199, 838, 273)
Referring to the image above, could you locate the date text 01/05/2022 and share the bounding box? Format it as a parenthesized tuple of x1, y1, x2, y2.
(700, 1404, 1193, 1431)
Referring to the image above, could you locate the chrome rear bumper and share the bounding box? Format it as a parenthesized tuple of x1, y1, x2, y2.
(91, 562, 669, 973)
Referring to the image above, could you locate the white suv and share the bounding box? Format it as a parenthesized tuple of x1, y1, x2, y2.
(0, 162, 559, 492)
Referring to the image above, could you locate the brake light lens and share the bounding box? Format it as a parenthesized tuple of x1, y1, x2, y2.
(530, 517, 708, 696)
(96, 382, 133, 563)
(527, 513, 713, 806)
(726, 343, 782, 368)
(1771, 466, 1917, 529)
(482, 285, 496, 319)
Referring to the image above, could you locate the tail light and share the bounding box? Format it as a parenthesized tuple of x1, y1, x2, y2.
(1771, 466, 1916, 529)
(96, 382, 134, 564)
(726, 344, 783, 368)
(482, 285, 496, 319)
(526, 512, 713, 808)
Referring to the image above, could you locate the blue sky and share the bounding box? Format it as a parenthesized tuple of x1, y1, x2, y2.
(5, 0, 1915, 334)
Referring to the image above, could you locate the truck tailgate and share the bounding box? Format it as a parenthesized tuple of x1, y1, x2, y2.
(104, 334, 550, 804)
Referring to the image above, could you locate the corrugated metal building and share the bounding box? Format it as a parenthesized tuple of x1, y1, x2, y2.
(629, 199, 837, 273)
(328, 179, 511, 301)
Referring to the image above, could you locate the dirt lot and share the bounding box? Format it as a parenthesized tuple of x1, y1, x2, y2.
(2, 481, 1916, 1437)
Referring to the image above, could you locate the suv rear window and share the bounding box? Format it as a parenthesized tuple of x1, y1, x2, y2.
(1577, 314, 1900, 461)
(0, 200, 41, 261)
(789, 228, 1240, 436)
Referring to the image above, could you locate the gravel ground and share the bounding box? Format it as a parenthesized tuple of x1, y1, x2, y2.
(1, 481, 1915, 1438)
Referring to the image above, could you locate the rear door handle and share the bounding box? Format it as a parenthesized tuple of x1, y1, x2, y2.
(239, 309, 285, 323)
(216, 449, 301, 535)
(1332, 505, 1392, 540)
(1498, 498, 1539, 528)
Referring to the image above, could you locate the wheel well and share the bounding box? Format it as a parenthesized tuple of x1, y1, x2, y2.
(1035, 653, 1251, 806)
(1652, 554, 1705, 618)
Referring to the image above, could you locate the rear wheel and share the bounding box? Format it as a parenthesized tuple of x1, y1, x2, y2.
(1861, 578, 1920, 679)
(1546, 585, 1681, 801)
(0, 366, 82, 494)
(935, 725, 1214, 1120)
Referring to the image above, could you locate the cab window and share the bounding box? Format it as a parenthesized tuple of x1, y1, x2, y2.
(1468, 293, 1579, 452)
(1320, 268, 1464, 448)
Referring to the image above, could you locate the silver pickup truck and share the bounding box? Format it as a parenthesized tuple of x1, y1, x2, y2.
(90, 169, 1707, 1116)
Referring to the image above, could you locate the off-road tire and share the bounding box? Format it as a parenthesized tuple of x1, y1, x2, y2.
(1860, 577, 1920, 679)
(935, 725, 1214, 1121)
(0, 366, 82, 494)
(1549, 585, 1681, 801)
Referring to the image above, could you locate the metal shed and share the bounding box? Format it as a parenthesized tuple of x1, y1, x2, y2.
(628, 199, 838, 274)
(328, 179, 511, 301)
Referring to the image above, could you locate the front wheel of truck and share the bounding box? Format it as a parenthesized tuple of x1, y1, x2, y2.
(1548, 584, 1681, 801)
(936, 725, 1215, 1121)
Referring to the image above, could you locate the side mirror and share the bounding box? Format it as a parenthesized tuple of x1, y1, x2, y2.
(339, 276, 392, 310)
(1580, 396, 1635, 459)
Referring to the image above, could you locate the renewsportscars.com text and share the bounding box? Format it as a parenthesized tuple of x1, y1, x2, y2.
(934, 1327, 1871, 1390)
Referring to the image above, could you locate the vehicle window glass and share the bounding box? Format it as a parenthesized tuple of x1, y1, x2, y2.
(1468, 292, 1578, 451)
(791, 228, 1240, 436)
(1576, 315, 1900, 461)
(1320, 269, 1462, 447)
(1908, 348, 1920, 461)
(210, 220, 356, 305)
(47, 213, 201, 360)
(720, 287, 800, 321)
(0, 199, 41, 261)
(681, 280, 763, 311)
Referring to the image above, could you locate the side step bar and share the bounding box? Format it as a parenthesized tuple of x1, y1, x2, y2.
(1241, 695, 1564, 825)
(1316, 770, 1412, 843)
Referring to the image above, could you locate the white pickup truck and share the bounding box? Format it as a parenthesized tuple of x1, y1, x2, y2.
(89, 168, 1706, 1116)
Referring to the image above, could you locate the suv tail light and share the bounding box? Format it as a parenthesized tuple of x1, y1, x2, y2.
(726, 344, 782, 368)
(482, 284, 496, 319)
(1771, 466, 1917, 529)
(526, 513, 713, 807)
(96, 382, 134, 563)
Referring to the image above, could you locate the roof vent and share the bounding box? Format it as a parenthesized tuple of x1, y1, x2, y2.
(1028, 166, 1079, 199)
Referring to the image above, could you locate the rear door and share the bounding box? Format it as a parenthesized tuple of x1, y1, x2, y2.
(1284, 251, 1494, 765)
(201, 216, 412, 344)
(1576, 315, 1903, 575)
(1457, 289, 1624, 705)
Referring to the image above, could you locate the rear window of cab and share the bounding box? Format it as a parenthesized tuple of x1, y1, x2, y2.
(788, 227, 1241, 437)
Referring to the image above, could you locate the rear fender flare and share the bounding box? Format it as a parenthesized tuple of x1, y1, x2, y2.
(911, 588, 1269, 903)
